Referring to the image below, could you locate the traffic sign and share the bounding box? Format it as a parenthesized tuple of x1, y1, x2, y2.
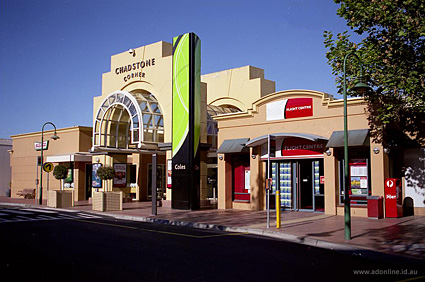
(43, 162, 54, 172)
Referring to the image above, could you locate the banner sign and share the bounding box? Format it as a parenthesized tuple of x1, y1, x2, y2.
(92, 163, 102, 188)
(113, 163, 127, 187)
(172, 32, 201, 210)
(281, 137, 325, 157)
(266, 98, 313, 121)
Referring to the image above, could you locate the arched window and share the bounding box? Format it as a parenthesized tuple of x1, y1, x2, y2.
(93, 90, 164, 149)
(207, 104, 241, 149)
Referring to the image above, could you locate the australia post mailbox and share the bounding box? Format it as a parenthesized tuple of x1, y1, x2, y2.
(384, 178, 403, 218)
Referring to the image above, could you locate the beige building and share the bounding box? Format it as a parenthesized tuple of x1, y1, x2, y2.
(9, 35, 424, 216)
(10, 126, 92, 201)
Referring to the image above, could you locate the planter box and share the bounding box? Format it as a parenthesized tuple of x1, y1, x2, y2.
(92, 191, 123, 212)
(47, 190, 74, 208)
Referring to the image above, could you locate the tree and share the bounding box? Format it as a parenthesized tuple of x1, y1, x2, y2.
(53, 164, 68, 190)
(324, 0, 425, 147)
(96, 165, 115, 192)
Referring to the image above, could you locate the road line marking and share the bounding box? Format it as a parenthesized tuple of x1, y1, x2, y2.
(3, 209, 34, 215)
(22, 208, 58, 214)
(77, 214, 101, 219)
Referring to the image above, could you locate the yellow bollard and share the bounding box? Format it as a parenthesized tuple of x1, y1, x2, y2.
(276, 192, 281, 229)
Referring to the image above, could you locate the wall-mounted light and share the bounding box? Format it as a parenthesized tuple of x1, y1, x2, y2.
(251, 154, 257, 159)
(373, 147, 380, 154)
(128, 48, 135, 56)
(219, 155, 223, 160)
(95, 157, 100, 163)
(384, 148, 390, 154)
(325, 149, 332, 156)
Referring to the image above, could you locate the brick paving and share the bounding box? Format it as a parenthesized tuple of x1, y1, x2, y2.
(2, 196, 425, 261)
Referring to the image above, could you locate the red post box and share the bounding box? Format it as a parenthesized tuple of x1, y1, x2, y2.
(384, 178, 403, 218)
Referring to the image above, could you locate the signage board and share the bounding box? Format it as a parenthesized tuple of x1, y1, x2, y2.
(34, 141, 49, 151)
(281, 137, 325, 157)
(92, 163, 102, 188)
(113, 164, 127, 187)
(266, 98, 313, 121)
(171, 32, 201, 210)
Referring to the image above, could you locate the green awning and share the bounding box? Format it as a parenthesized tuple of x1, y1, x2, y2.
(326, 129, 369, 148)
(217, 138, 250, 153)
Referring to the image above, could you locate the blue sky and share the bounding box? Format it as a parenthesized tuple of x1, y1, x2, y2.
(0, 0, 362, 139)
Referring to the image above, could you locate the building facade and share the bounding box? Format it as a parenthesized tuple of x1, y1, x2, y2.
(8, 33, 425, 216)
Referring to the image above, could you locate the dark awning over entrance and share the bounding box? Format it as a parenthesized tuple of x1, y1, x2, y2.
(245, 133, 328, 147)
(326, 129, 369, 148)
(217, 138, 250, 153)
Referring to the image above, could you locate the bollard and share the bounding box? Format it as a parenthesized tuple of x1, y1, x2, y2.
(276, 193, 281, 229)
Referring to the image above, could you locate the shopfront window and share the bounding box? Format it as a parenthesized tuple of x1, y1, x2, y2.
(338, 149, 371, 206)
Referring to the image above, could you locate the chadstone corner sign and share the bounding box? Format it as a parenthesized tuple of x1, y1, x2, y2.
(115, 58, 156, 82)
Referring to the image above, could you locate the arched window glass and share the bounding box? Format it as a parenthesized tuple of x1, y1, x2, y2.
(93, 90, 164, 149)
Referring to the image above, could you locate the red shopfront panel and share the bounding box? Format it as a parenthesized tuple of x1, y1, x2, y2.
(232, 156, 250, 202)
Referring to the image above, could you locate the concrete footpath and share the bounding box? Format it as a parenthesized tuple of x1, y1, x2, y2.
(1, 196, 425, 265)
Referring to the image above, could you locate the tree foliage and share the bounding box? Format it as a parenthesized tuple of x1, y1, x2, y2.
(96, 165, 115, 180)
(53, 164, 68, 180)
(324, 0, 425, 146)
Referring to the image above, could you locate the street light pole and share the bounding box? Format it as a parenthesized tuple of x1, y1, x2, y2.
(38, 122, 59, 205)
(342, 52, 372, 240)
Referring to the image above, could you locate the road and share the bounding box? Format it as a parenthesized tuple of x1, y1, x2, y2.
(0, 206, 423, 282)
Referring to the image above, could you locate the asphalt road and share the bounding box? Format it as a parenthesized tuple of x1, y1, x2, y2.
(0, 207, 423, 282)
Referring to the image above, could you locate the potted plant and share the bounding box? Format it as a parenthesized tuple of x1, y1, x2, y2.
(93, 165, 122, 211)
(53, 164, 68, 190)
(96, 165, 115, 191)
(48, 164, 73, 208)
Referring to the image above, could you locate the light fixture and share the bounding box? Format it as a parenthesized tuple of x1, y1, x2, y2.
(325, 149, 332, 156)
(39, 122, 59, 205)
(128, 48, 135, 56)
(341, 51, 373, 241)
(95, 157, 100, 163)
(251, 154, 257, 159)
(373, 147, 380, 154)
(384, 148, 390, 154)
(218, 155, 223, 160)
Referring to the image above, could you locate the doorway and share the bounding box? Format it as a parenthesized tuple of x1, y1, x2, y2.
(85, 164, 92, 200)
(270, 159, 324, 212)
(298, 160, 313, 210)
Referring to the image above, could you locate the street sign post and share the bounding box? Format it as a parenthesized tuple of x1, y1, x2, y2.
(43, 162, 54, 173)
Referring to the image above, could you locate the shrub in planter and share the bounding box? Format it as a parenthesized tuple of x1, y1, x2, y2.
(96, 165, 115, 191)
(53, 164, 68, 190)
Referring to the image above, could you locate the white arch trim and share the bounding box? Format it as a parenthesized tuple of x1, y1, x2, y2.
(93, 90, 143, 148)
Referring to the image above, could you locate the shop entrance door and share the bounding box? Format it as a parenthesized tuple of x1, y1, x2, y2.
(298, 160, 313, 210)
(294, 159, 324, 212)
(85, 164, 92, 200)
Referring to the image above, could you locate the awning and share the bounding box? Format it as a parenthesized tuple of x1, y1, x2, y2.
(217, 138, 250, 154)
(326, 129, 369, 148)
(46, 153, 92, 163)
(245, 133, 328, 147)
